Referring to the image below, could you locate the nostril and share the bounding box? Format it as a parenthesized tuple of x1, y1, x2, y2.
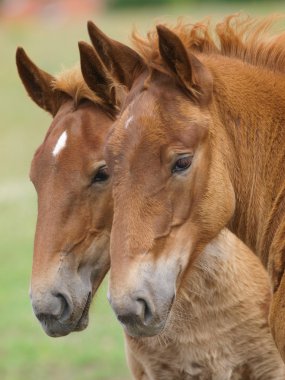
(116, 298, 149, 327)
(136, 298, 153, 325)
(32, 290, 74, 327)
(112, 295, 154, 329)
(52, 292, 72, 321)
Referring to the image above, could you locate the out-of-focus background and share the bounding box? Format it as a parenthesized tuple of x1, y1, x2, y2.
(1, 0, 285, 379)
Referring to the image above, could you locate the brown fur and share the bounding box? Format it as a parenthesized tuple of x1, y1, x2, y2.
(16, 17, 285, 378)
(52, 46, 284, 377)
(91, 15, 285, 363)
(126, 229, 285, 379)
(53, 65, 106, 109)
(16, 47, 115, 336)
(132, 14, 285, 75)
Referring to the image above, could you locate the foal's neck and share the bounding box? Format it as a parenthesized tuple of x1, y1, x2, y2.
(163, 229, 269, 343)
(207, 54, 285, 266)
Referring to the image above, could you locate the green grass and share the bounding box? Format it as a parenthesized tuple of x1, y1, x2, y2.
(1, 2, 285, 379)
(0, 186, 127, 380)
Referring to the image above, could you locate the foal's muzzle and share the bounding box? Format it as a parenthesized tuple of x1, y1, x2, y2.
(31, 286, 92, 337)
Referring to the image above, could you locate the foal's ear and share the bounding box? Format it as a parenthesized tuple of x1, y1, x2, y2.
(16, 47, 65, 115)
(87, 21, 145, 89)
(78, 41, 117, 112)
(157, 25, 213, 105)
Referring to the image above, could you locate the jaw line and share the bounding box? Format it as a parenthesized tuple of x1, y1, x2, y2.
(74, 291, 92, 330)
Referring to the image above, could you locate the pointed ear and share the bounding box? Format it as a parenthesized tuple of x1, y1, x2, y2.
(87, 21, 145, 89)
(78, 41, 117, 113)
(16, 47, 66, 115)
(156, 25, 213, 106)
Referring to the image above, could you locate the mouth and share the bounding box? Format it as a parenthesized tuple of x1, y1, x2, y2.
(74, 291, 92, 331)
(123, 320, 165, 338)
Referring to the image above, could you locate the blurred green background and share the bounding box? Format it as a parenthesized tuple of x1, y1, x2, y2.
(1, 1, 285, 379)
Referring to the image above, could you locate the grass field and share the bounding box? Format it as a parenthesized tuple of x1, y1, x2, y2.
(1, 2, 285, 379)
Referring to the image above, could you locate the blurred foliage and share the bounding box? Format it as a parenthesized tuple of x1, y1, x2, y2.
(110, 0, 266, 9)
(110, 0, 187, 8)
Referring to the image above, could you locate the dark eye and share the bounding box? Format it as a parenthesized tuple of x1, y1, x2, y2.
(172, 156, 192, 173)
(92, 165, 109, 184)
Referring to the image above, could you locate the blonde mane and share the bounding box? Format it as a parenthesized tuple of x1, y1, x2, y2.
(132, 14, 285, 74)
(52, 65, 105, 108)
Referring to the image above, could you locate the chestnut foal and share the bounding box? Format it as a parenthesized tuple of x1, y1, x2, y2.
(16, 46, 119, 337)
(80, 22, 285, 379)
(84, 16, 285, 363)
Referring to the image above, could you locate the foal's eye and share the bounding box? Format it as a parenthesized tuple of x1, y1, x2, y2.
(172, 156, 193, 173)
(92, 165, 109, 184)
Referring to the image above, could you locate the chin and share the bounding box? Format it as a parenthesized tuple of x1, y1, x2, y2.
(74, 315, 89, 332)
(41, 314, 90, 337)
(124, 321, 166, 338)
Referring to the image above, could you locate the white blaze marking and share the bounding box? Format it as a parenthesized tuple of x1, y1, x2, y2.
(53, 131, 67, 156)
(125, 116, 133, 129)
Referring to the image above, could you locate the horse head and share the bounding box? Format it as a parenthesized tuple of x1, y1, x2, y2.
(16, 45, 116, 337)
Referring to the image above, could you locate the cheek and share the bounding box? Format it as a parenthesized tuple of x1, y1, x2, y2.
(90, 190, 113, 231)
(169, 175, 199, 225)
(86, 232, 110, 267)
(170, 150, 210, 224)
(77, 233, 110, 288)
(151, 198, 173, 237)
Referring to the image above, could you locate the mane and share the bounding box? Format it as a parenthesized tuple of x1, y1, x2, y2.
(52, 65, 105, 109)
(132, 14, 285, 74)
